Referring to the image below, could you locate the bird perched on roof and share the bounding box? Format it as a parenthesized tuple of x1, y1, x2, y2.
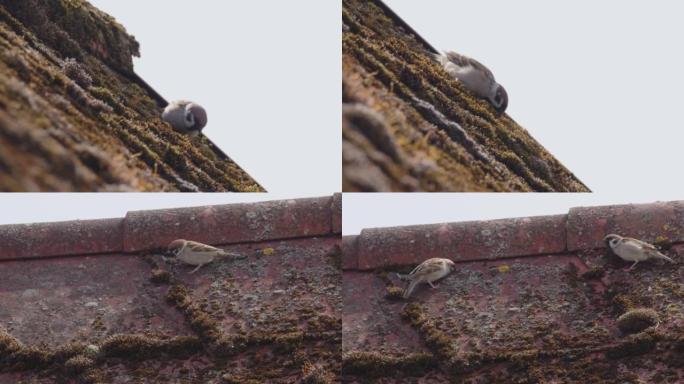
(166, 239, 242, 273)
(435, 51, 508, 115)
(161, 100, 207, 137)
(604, 234, 675, 270)
(396, 258, 456, 299)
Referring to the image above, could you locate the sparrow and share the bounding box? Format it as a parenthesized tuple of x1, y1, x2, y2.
(166, 239, 241, 273)
(396, 258, 456, 299)
(161, 100, 207, 137)
(603, 234, 675, 270)
(435, 51, 508, 115)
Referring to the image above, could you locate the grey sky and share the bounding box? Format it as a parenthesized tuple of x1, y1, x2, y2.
(5, 2, 683, 232)
(385, 0, 684, 195)
(88, 0, 341, 194)
(0, 194, 311, 225)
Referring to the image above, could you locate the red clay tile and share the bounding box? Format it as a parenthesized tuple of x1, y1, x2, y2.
(342, 235, 359, 270)
(343, 271, 428, 354)
(332, 193, 342, 234)
(0, 196, 341, 382)
(0, 253, 189, 346)
(353, 215, 567, 270)
(0, 219, 123, 261)
(0, 196, 338, 261)
(567, 201, 684, 251)
(343, 200, 684, 382)
(123, 196, 334, 252)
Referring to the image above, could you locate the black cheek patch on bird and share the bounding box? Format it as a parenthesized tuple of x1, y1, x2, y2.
(186, 113, 200, 131)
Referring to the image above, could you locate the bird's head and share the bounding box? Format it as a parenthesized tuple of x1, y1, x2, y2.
(603, 234, 622, 249)
(445, 259, 456, 272)
(167, 239, 186, 255)
(185, 103, 208, 131)
(491, 84, 508, 115)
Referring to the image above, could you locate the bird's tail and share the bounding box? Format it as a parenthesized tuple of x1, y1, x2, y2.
(219, 251, 246, 260)
(655, 251, 675, 263)
(402, 280, 419, 299)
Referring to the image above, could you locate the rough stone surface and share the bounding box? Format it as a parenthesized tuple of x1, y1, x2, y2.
(123, 196, 334, 252)
(353, 215, 567, 270)
(0, 228, 341, 382)
(0, 0, 262, 191)
(332, 193, 342, 234)
(568, 201, 684, 251)
(342, 235, 359, 270)
(0, 196, 338, 260)
(342, 200, 684, 382)
(0, 218, 123, 260)
(342, 0, 588, 192)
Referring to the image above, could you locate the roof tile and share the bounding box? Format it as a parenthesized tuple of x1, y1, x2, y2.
(352, 215, 567, 270)
(568, 201, 684, 251)
(0, 218, 122, 260)
(123, 196, 335, 252)
(342, 200, 684, 382)
(0, 196, 341, 382)
(0, 196, 337, 259)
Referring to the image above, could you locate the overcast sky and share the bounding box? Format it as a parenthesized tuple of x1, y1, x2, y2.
(384, 0, 684, 195)
(6, 2, 684, 231)
(88, 1, 341, 194)
(0, 194, 313, 225)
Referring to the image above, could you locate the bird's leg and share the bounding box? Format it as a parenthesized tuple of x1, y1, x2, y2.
(428, 281, 438, 289)
(189, 263, 204, 274)
(628, 261, 639, 271)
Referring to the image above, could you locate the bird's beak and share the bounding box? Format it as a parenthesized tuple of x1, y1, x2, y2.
(602, 235, 617, 249)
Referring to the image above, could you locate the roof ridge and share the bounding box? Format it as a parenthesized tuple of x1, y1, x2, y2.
(344, 200, 684, 270)
(0, 194, 341, 261)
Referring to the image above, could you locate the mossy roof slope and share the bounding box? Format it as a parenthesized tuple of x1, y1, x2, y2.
(342, 201, 684, 382)
(342, 0, 589, 192)
(0, 196, 341, 382)
(0, 0, 263, 191)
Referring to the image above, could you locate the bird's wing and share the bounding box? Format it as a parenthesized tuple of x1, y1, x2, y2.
(185, 241, 221, 253)
(408, 262, 424, 275)
(625, 237, 658, 251)
(625, 238, 673, 260)
(412, 259, 443, 277)
(444, 51, 495, 81)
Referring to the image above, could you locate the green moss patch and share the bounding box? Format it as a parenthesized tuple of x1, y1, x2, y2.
(342, 351, 435, 377)
(0, 1, 263, 191)
(342, 0, 589, 192)
(616, 308, 659, 335)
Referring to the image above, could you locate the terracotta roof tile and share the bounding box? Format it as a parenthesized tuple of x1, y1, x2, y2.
(342, 200, 684, 382)
(0, 196, 341, 382)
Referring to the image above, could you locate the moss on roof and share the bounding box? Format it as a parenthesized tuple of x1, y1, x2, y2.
(342, 0, 589, 192)
(0, 0, 263, 191)
(0, 238, 341, 382)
